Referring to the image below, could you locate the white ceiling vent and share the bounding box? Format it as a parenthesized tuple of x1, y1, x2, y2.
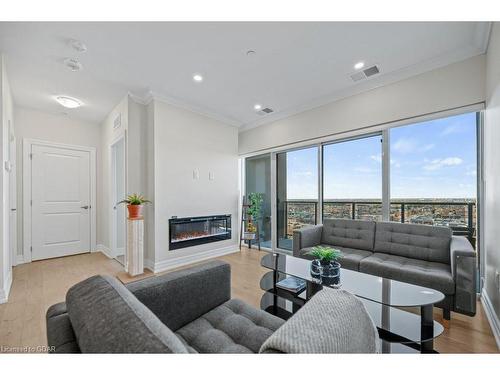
(257, 107, 274, 116)
(350, 65, 380, 82)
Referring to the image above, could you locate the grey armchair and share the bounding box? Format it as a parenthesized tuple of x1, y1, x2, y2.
(46, 260, 378, 353)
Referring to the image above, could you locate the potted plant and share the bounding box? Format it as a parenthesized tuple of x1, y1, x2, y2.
(244, 193, 264, 240)
(118, 193, 151, 219)
(308, 246, 343, 285)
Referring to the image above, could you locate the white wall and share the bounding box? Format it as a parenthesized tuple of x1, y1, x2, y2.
(239, 55, 486, 154)
(0, 55, 14, 303)
(151, 99, 239, 271)
(14, 107, 101, 259)
(113, 138, 126, 251)
(98, 95, 148, 260)
(98, 96, 127, 255)
(483, 22, 500, 346)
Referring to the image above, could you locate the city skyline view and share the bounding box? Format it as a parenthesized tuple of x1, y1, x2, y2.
(285, 112, 478, 200)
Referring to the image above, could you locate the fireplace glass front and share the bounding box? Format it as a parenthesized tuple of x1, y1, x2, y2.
(169, 215, 231, 250)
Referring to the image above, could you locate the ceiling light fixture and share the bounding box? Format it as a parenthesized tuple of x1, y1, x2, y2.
(254, 104, 262, 111)
(193, 74, 203, 82)
(64, 58, 83, 72)
(354, 61, 365, 70)
(70, 39, 87, 53)
(55, 95, 83, 109)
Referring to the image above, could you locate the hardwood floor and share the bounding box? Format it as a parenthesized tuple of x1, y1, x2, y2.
(0, 248, 498, 353)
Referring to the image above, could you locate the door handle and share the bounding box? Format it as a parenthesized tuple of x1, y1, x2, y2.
(81, 205, 89, 210)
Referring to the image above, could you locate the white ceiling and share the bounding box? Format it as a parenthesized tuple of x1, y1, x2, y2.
(0, 22, 491, 128)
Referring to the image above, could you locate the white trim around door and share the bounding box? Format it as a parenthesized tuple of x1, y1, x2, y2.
(109, 131, 128, 263)
(22, 139, 97, 263)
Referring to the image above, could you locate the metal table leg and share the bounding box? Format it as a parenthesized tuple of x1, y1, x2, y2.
(420, 304, 434, 353)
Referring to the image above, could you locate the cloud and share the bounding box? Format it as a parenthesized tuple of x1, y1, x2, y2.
(393, 138, 417, 154)
(423, 157, 463, 171)
(440, 123, 467, 136)
(354, 167, 377, 173)
(420, 144, 435, 152)
(392, 138, 435, 154)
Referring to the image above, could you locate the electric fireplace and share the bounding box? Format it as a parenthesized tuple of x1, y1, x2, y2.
(169, 215, 232, 250)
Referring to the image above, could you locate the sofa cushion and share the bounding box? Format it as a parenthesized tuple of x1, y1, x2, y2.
(374, 222, 451, 264)
(66, 275, 188, 353)
(321, 219, 376, 251)
(359, 253, 455, 294)
(175, 299, 284, 353)
(300, 245, 372, 271)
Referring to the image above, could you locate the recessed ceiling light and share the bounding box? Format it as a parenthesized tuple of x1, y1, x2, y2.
(193, 74, 203, 82)
(55, 95, 83, 109)
(64, 58, 83, 72)
(354, 61, 365, 70)
(254, 104, 262, 111)
(70, 39, 87, 53)
(246, 50, 256, 56)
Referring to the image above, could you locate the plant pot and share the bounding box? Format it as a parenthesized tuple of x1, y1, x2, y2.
(310, 259, 322, 278)
(243, 232, 256, 240)
(127, 204, 144, 219)
(320, 261, 341, 286)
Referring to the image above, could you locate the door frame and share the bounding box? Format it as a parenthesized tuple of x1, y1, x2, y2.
(22, 138, 97, 263)
(109, 132, 127, 263)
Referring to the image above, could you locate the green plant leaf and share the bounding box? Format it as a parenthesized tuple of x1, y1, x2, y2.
(117, 193, 152, 206)
(308, 246, 343, 262)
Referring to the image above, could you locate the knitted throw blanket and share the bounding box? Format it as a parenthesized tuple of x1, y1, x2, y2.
(259, 288, 379, 353)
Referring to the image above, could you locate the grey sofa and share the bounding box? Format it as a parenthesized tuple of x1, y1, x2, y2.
(293, 219, 477, 318)
(46, 260, 378, 353)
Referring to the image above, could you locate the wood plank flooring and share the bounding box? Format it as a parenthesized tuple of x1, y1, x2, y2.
(0, 248, 498, 353)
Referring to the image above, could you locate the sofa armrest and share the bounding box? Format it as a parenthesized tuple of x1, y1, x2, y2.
(259, 289, 378, 353)
(126, 260, 231, 331)
(293, 224, 323, 257)
(450, 236, 477, 316)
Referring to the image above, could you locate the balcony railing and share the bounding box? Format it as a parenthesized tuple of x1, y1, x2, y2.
(283, 200, 476, 245)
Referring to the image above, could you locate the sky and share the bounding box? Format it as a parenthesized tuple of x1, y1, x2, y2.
(285, 112, 477, 200)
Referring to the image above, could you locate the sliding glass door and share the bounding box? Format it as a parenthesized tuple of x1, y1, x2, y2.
(276, 147, 319, 250)
(323, 134, 383, 221)
(389, 112, 478, 247)
(249, 109, 480, 273)
(245, 154, 272, 248)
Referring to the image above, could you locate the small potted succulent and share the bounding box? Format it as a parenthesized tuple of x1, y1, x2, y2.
(308, 246, 343, 285)
(118, 193, 151, 219)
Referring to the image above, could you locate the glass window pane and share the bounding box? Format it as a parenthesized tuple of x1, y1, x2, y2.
(277, 147, 319, 250)
(245, 154, 271, 248)
(389, 112, 477, 245)
(323, 135, 382, 221)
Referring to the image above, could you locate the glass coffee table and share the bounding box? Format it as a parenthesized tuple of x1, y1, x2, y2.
(260, 253, 445, 353)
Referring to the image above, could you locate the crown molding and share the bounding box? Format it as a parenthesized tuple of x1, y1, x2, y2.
(239, 46, 486, 133)
(475, 22, 492, 54)
(128, 90, 241, 127)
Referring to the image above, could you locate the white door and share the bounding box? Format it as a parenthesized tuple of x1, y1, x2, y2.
(31, 144, 91, 260)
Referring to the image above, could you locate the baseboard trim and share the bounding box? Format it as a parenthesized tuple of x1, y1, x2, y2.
(0, 270, 13, 304)
(95, 244, 114, 259)
(151, 245, 239, 273)
(144, 258, 155, 272)
(481, 288, 500, 349)
(16, 254, 25, 265)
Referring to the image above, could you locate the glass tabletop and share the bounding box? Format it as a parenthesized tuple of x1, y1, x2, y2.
(261, 253, 445, 308)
